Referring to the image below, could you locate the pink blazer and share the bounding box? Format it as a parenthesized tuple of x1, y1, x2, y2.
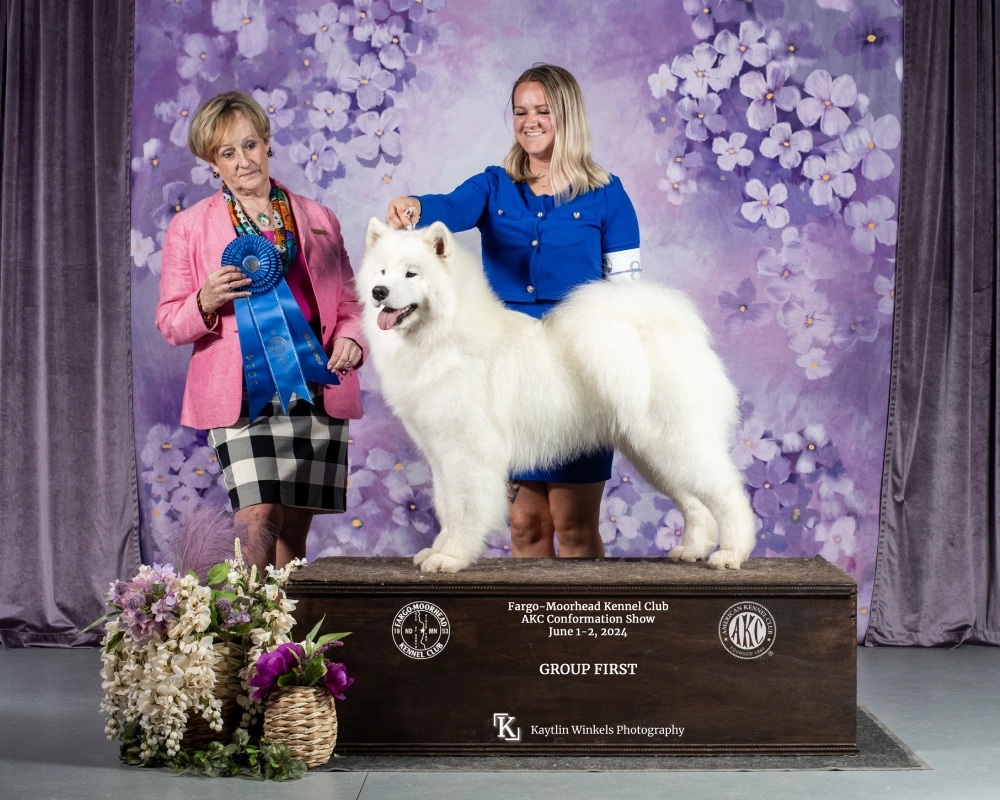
(156, 184, 366, 430)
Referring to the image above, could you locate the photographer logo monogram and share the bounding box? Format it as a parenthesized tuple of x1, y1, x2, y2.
(493, 713, 522, 742)
(719, 602, 776, 659)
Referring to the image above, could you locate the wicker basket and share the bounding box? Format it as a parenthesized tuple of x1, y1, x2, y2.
(183, 640, 245, 750)
(262, 686, 338, 768)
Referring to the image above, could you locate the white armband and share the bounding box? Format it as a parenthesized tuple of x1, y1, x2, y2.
(602, 248, 641, 283)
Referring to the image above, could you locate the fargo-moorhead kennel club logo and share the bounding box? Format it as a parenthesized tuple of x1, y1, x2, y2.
(719, 602, 776, 659)
(391, 601, 451, 659)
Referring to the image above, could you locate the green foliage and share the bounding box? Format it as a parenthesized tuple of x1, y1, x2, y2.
(205, 562, 230, 587)
(117, 722, 306, 780)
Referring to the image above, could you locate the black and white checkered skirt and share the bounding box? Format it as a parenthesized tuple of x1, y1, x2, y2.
(207, 387, 349, 513)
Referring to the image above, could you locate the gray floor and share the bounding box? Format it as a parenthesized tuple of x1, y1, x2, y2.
(0, 646, 997, 800)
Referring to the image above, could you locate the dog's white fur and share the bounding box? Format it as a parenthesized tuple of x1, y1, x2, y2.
(357, 218, 756, 573)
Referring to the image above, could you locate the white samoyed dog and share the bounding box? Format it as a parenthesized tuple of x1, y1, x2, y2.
(358, 218, 756, 574)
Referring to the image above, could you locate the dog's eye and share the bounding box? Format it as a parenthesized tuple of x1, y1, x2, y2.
(405, 272, 417, 278)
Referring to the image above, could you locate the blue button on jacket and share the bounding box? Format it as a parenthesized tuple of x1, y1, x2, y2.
(415, 166, 640, 304)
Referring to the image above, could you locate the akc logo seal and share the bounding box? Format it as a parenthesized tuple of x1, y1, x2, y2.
(719, 602, 776, 659)
(392, 601, 451, 660)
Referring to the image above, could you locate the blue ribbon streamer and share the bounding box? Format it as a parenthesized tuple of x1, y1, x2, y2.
(222, 235, 340, 422)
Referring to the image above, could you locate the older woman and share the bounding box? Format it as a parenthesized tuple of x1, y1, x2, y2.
(157, 91, 365, 569)
(385, 64, 640, 560)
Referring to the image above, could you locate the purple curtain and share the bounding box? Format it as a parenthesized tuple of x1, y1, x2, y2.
(0, 0, 139, 647)
(867, 0, 1000, 646)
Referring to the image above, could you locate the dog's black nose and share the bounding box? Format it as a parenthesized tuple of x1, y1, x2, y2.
(372, 285, 389, 302)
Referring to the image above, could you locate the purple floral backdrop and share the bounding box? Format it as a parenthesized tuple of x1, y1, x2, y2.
(131, 0, 903, 640)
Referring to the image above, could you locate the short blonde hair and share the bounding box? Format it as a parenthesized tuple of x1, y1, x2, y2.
(188, 91, 270, 162)
(503, 64, 610, 203)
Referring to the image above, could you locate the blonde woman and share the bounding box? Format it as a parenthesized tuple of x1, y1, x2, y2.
(385, 64, 640, 560)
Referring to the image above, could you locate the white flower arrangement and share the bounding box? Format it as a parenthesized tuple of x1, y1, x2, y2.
(91, 540, 304, 764)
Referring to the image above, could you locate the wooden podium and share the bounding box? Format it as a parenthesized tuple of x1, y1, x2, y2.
(286, 557, 857, 756)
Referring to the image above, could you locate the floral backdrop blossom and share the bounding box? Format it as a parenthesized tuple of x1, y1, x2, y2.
(131, 0, 903, 641)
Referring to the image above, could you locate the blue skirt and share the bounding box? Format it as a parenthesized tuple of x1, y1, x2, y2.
(505, 300, 613, 485)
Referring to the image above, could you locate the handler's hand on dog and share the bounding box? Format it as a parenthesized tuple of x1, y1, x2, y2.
(199, 266, 252, 314)
(328, 337, 362, 374)
(386, 197, 421, 230)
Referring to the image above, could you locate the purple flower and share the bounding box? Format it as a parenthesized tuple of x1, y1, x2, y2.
(778, 293, 834, 353)
(713, 132, 754, 171)
(156, 181, 192, 225)
(608, 460, 642, 506)
(796, 70, 857, 136)
(756, 230, 812, 303)
(844, 196, 897, 254)
(656, 138, 705, 170)
(674, 93, 726, 142)
(657, 163, 697, 205)
(309, 91, 350, 133)
(169, 485, 200, 518)
(841, 113, 900, 180)
(831, 301, 880, 351)
(153, 84, 201, 148)
(130, 138, 179, 184)
(782, 424, 838, 474)
(767, 22, 824, 69)
(391, 486, 435, 533)
(731, 419, 779, 470)
(648, 64, 678, 98)
(815, 515, 857, 562)
(340, 0, 390, 42)
(391, 0, 448, 24)
(741, 180, 789, 228)
(649, 105, 674, 134)
(796, 348, 832, 380)
(131, 229, 155, 269)
(372, 15, 416, 70)
(599, 497, 640, 544)
(290, 133, 340, 183)
(355, 108, 402, 159)
(321, 662, 354, 700)
(191, 158, 222, 190)
(672, 44, 731, 98)
(654, 508, 685, 551)
(719, 277, 771, 334)
(714, 20, 770, 77)
(833, 6, 903, 70)
(214, 597, 233, 617)
(253, 88, 295, 131)
(142, 467, 181, 499)
(752, 518, 788, 556)
(774, 483, 819, 546)
(759, 122, 813, 169)
(682, 0, 741, 40)
(177, 446, 220, 490)
(176, 33, 227, 82)
(802, 152, 856, 206)
(296, 3, 348, 53)
(407, 18, 459, 59)
(875, 273, 895, 315)
(212, 0, 269, 59)
(745, 456, 799, 517)
(739, 62, 800, 132)
(150, 593, 178, 623)
(109, 580, 130, 603)
(337, 53, 395, 111)
(249, 643, 305, 699)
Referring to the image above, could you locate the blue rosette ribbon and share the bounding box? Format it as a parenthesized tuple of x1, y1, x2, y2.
(222, 235, 340, 422)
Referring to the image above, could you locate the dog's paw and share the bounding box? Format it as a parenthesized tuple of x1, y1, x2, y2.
(413, 548, 435, 567)
(419, 552, 469, 573)
(668, 545, 704, 563)
(707, 549, 744, 570)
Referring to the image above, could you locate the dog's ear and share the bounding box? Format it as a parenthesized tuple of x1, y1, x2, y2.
(366, 217, 388, 250)
(423, 221, 452, 260)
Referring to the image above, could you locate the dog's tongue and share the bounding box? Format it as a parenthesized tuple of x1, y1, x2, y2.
(377, 307, 405, 331)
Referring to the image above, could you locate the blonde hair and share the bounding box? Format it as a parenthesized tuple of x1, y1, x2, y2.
(187, 91, 270, 162)
(503, 64, 610, 203)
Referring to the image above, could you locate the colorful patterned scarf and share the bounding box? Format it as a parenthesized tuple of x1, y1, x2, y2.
(222, 180, 299, 275)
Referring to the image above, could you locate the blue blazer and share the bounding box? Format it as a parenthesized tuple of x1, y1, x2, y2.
(415, 166, 640, 304)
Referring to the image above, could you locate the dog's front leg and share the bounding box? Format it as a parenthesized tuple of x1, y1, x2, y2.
(417, 456, 509, 574)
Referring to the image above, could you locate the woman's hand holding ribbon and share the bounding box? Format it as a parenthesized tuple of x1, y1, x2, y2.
(198, 266, 252, 314)
(328, 337, 362, 374)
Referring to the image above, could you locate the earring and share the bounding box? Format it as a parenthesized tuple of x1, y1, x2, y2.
(212, 170, 219, 178)
(267, 147, 273, 157)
